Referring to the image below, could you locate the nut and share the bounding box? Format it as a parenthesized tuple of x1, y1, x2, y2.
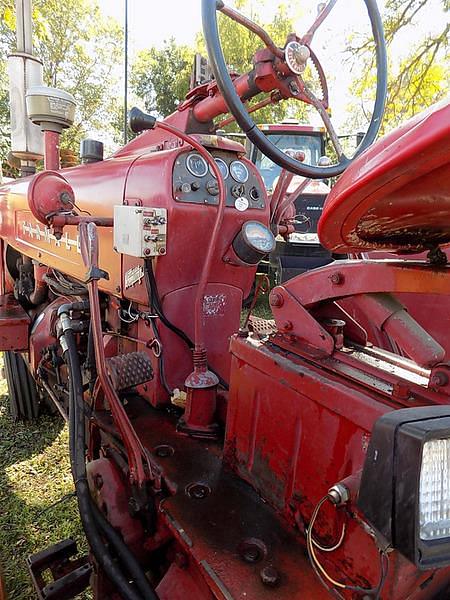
(269, 292, 284, 307)
(260, 566, 280, 587)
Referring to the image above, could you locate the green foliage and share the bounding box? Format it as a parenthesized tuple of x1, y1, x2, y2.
(131, 0, 312, 127)
(131, 38, 195, 118)
(346, 0, 449, 134)
(0, 0, 123, 166)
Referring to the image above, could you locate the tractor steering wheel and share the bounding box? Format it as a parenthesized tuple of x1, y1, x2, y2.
(202, 0, 387, 179)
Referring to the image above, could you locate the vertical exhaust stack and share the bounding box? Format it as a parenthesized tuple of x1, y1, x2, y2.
(8, 0, 44, 176)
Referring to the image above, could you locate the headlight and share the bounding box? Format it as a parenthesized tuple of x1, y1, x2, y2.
(358, 406, 450, 569)
(419, 438, 450, 540)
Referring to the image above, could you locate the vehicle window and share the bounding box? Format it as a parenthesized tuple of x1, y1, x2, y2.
(254, 133, 322, 191)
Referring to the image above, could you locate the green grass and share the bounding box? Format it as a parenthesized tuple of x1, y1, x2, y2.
(0, 375, 90, 599)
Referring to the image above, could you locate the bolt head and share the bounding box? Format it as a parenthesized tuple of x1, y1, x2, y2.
(260, 566, 280, 587)
(269, 292, 284, 307)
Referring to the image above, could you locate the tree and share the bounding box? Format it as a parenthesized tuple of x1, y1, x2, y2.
(131, 1, 313, 127)
(131, 38, 195, 118)
(0, 0, 124, 169)
(346, 0, 449, 134)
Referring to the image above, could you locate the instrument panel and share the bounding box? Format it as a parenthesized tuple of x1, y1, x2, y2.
(173, 150, 265, 211)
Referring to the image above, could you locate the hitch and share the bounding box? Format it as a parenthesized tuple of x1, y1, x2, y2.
(27, 538, 91, 600)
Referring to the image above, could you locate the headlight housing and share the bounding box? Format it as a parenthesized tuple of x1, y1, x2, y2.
(358, 406, 450, 569)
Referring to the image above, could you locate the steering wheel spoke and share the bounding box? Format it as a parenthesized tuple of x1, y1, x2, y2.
(218, 2, 284, 59)
(300, 0, 339, 46)
(202, 0, 387, 179)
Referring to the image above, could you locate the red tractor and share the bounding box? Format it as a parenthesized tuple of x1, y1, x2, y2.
(2, 1, 450, 599)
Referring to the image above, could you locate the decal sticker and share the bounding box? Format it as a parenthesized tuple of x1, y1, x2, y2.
(21, 221, 80, 252)
(234, 196, 249, 212)
(124, 265, 145, 289)
(203, 294, 226, 317)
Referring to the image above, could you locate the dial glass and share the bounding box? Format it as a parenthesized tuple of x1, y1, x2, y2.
(230, 160, 249, 183)
(210, 157, 229, 179)
(244, 221, 275, 253)
(186, 153, 208, 177)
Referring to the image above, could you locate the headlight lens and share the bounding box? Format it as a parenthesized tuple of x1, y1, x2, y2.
(419, 438, 450, 540)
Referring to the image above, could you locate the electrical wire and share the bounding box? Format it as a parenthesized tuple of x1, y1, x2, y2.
(306, 495, 389, 598)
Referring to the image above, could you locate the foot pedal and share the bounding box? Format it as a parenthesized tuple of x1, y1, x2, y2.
(27, 539, 91, 600)
(107, 351, 153, 391)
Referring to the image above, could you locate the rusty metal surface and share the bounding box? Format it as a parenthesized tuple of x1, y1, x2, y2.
(113, 396, 331, 600)
(0, 294, 30, 351)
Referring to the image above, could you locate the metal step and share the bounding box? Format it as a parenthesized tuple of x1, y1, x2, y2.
(27, 538, 91, 600)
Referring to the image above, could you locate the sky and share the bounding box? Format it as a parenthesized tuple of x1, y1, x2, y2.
(96, 0, 446, 134)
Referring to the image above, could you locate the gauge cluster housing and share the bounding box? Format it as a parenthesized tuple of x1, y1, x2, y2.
(173, 150, 265, 210)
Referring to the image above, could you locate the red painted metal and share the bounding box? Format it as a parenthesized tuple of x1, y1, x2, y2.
(0, 293, 30, 351)
(319, 100, 450, 253)
(44, 130, 61, 171)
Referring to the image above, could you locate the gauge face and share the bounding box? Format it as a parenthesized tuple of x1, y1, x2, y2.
(230, 160, 249, 183)
(243, 221, 275, 253)
(284, 41, 310, 75)
(186, 153, 208, 177)
(209, 157, 229, 179)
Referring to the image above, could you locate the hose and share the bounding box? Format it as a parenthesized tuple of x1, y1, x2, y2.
(63, 327, 158, 600)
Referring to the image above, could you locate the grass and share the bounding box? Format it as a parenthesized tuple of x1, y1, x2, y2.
(0, 293, 274, 599)
(0, 373, 90, 599)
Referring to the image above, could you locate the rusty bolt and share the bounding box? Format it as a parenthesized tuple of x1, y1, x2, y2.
(186, 482, 210, 500)
(329, 272, 344, 285)
(282, 320, 293, 331)
(93, 474, 103, 490)
(143, 248, 152, 256)
(260, 566, 280, 587)
(431, 371, 449, 387)
(270, 292, 284, 307)
(154, 444, 174, 458)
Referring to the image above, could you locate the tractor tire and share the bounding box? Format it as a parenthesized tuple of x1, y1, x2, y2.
(4, 351, 40, 421)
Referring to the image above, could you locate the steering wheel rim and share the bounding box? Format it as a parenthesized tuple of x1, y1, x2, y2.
(202, 0, 388, 179)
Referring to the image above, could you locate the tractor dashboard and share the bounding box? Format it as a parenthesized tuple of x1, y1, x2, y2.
(172, 149, 265, 210)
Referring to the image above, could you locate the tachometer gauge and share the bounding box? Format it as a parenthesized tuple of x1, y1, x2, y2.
(232, 221, 276, 264)
(209, 157, 229, 179)
(230, 160, 249, 183)
(186, 153, 208, 177)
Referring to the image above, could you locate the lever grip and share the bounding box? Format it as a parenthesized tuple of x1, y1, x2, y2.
(129, 107, 156, 133)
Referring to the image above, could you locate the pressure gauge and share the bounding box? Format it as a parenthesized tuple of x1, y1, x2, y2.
(186, 153, 208, 177)
(209, 157, 229, 179)
(232, 221, 276, 264)
(284, 41, 310, 75)
(230, 160, 249, 183)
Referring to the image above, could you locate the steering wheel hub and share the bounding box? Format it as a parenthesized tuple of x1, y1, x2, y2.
(284, 41, 310, 75)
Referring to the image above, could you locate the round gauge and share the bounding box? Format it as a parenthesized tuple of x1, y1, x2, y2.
(230, 160, 249, 183)
(284, 41, 310, 75)
(186, 153, 208, 177)
(232, 221, 276, 264)
(209, 157, 229, 179)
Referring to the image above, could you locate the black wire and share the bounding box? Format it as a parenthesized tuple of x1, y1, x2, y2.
(143, 259, 229, 390)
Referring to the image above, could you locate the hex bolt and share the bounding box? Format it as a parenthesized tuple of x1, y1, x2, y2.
(329, 272, 344, 285)
(260, 566, 280, 587)
(143, 248, 151, 256)
(282, 320, 293, 331)
(269, 292, 284, 307)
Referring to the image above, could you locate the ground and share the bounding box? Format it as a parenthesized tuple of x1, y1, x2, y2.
(0, 374, 90, 599)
